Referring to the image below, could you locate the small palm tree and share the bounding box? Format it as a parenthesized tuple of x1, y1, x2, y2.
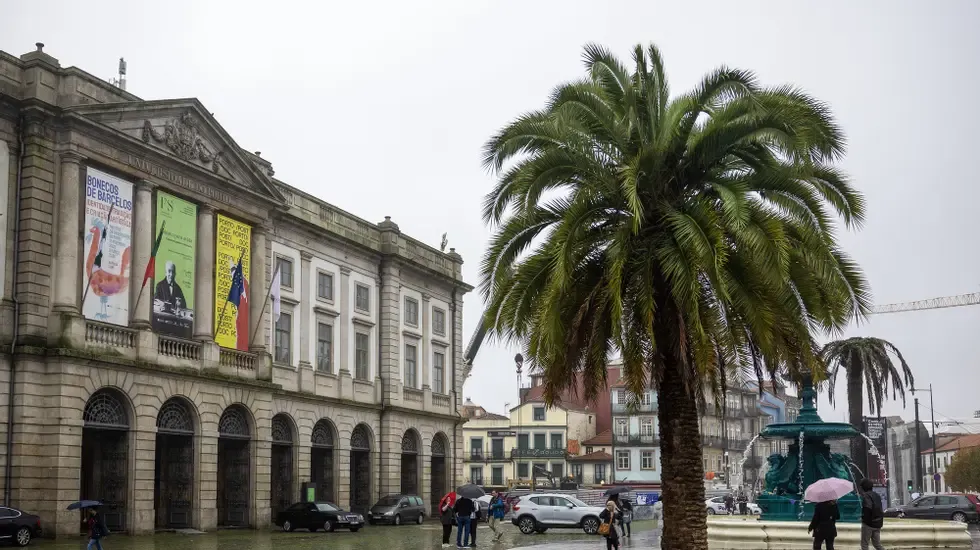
(481, 43, 868, 547)
(822, 337, 913, 461)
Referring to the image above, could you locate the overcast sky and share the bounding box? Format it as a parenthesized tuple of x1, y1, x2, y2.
(4, 0, 979, 433)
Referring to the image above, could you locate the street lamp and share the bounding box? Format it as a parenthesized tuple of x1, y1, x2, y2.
(515, 353, 524, 484)
(912, 385, 938, 493)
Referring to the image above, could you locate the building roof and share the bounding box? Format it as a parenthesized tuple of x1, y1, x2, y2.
(569, 451, 613, 462)
(922, 433, 980, 454)
(582, 429, 612, 446)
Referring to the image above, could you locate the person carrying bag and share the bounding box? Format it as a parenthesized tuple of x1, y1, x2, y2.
(598, 501, 621, 550)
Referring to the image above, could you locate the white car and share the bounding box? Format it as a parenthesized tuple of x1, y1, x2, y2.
(510, 493, 605, 535)
(705, 496, 760, 515)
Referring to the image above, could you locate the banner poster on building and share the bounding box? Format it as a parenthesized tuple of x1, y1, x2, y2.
(214, 214, 251, 350)
(863, 417, 889, 489)
(82, 167, 134, 326)
(151, 192, 197, 338)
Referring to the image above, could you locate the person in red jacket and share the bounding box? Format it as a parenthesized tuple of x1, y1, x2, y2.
(439, 492, 458, 547)
(86, 508, 106, 550)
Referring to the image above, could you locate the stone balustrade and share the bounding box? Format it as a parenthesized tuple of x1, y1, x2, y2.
(84, 320, 137, 350)
(219, 348, 257, 371)
(157, 335, 202, 361)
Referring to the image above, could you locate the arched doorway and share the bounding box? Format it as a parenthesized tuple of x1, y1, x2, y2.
(349, 424, 372, 514)
(400, 429, 420, 495)
(310, 419, 336, 502)
(270, 414, 295, 519)
(154, 397, 195, 528)
(217, 405, 251, 527)
(81, 388, 130, 532)
(430, 433, 449, 515)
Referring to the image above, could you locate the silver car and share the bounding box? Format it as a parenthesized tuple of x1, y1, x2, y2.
(510, 493, 605, 535)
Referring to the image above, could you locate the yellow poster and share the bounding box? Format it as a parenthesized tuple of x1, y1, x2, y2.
(214, 214, 251, 350)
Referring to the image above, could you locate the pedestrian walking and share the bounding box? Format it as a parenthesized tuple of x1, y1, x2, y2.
(808, 499, 840, 550)
(724, 492, 735, 515)
(440, 492, 458, 547)
(598, 501, 622, 550)
(86, 508, 107, 550)
(454, 495, 475, 548)
(620, 498, 633, 538)
(488, 491, 506, 542)
(859, 479, 885, 550)
(738, 491, 748, 515)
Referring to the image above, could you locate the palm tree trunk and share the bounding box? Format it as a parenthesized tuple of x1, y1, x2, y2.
(846, 356, 867, 474)
(658, 357, 708, 549)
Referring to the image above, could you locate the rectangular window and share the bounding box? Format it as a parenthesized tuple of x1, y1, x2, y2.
(316, 322, 332, 372)
(641, 392, 652, 406)
(404, 343, 418, 388)
(551, 463, 563, 478)
(470, 438, 483, 459)
(594, 464, 607, 483)
(615, 418, 629, 436)
(355, 332, 370, 380)
(641, 450, 656, 470)
(355, 283, 370, 312)
(433, 351, 445, 393)
(470, 466, 483, 485)
(586, 446, 594, 455)
(404, 296, 419, 327)
(274, 312, 291, 364)
(572, 464, 583, 482)
(550, 433, 563, 449)
(640, 418, 654, 436)
(433, 307, 446, 336)
(616, 450, 630, 470)
(275, 256, 294, 288)
(533, 433, 546, 449)
(533, 407, 545, 421)
(491, 466, 504, 486)
(517, 463, 529, 478)
(317, 271, 334, 301)
(517, 434, 529, 450)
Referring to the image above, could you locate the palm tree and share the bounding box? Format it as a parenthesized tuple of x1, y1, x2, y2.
(480, 43, 869, 547)
(822, 337, 913, 462)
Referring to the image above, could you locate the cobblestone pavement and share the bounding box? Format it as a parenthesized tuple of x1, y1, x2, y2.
(30, 521, 658, 550)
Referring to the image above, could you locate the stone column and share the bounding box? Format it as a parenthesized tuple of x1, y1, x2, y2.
(52, 151, 84, 313)
(299, 251, 314, 392)
(421, 294, 433, 409)
(130, 180, 154, 329)
(338, 267, 353, 399)
(196, 431, 219, 530)
(193, 206, 215, 341)
(249, 225, 268, 353)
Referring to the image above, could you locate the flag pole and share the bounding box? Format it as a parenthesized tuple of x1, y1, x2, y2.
(214, 248, 246, 339)
(248, 263, 280, 347)
(133, 220, 166, 322)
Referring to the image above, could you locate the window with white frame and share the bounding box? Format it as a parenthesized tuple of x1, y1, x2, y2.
(404, 343, 418, 388)
(641, 392, 652, 406)
(533, 407, 545, 421)
(316, 322, 332, 372)
(641, 450, 656, 470)
(433, 307, 446, 336)
(433, 351, 445, 393)
(317, 271, 334, 301)
(615, 418, 628, 436)
(355, 283, 370, 312)
(640, 418, 654, 436)
(404, 296, 419, 327)
(355, 332, 370, 380)
(616, 450, 630, 470)
(594, 463, 607, 483)
(274, 312, 291, 364)
(275, 256, 294, 289)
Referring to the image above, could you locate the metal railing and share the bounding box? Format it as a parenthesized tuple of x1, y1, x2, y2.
(511, 448, 567, 459)
(613, 433, 660, 445)
(611, 402, 657, 414)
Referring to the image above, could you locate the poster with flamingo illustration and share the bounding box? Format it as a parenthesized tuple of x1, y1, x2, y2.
(214, 214, 251, 350)
(82, 167, 134, 326)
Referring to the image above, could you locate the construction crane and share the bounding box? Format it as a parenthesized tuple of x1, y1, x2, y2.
(870, 292, 980, 315)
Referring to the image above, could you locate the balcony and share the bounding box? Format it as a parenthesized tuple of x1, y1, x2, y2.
(611, 402, 657, 414)
(511, 448, 567, 459)
(487, 450, 508, 462)
(613, 433, 660, 446)
(466, 450, 484, 462)
(701, 435, 749, 451)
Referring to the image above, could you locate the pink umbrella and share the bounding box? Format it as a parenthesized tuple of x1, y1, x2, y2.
(804, 478, 855, 503)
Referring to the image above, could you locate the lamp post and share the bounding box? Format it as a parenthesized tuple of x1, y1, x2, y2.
(515, 353, 524, 485)
(912, 385, 938, 492)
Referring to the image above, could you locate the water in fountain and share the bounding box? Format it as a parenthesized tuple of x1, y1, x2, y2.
(859, 433, 889, 484)
(738, 433, 762, 483)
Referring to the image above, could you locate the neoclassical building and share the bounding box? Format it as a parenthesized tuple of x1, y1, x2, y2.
(0, 44, 471, 536)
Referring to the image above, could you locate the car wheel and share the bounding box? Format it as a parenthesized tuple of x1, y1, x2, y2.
(282, 520, 293, 532)
(350, 527, 360, 532)
(952, 512, 968, 523)
(417, 513, 424, 524)
(394, 514, 402, 526)
(898, 511, 906, 519)
(706, 508, 716, 515)
(582, 517, 599, 535)
(15, 527, 31, 547)
(323, 519, 334, 532)
(518, 516, 537, 535)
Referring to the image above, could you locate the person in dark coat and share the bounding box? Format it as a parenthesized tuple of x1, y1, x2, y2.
(454, 496, 475, 548)
(859, 479, 885, 550)
(599, 501, 622, 550)
(620, 498, 633, 538)
(808, 499, 841, 550)
(86, 508, 106, 550)
(439, 492, 457, 547)
(724, 493, 735, 515)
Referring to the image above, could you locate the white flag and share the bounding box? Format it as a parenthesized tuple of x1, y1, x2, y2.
(270, 266, 282, 322)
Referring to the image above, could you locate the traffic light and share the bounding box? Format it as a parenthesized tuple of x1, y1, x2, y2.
(907, 480, 913, 493)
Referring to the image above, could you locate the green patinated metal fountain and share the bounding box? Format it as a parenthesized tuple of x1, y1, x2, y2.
(756, 374, 861, 522)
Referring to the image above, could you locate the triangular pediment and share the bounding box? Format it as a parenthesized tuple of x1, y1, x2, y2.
(66, 99, 285, 204)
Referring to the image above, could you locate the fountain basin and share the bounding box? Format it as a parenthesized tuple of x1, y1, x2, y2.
(707, 517, 972, 549)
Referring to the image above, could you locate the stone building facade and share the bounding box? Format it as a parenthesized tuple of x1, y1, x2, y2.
(0, 44, 471, 536)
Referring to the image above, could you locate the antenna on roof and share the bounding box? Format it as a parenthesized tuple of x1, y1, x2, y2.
(110, 57, 127, 90)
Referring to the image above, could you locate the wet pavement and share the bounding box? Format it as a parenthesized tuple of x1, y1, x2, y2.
(31, 521, 660, 550)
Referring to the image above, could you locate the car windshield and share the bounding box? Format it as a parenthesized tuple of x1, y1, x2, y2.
(376, 496, 401, 507)
(567, 497, 589, 507)
(316, 503, 339, 512)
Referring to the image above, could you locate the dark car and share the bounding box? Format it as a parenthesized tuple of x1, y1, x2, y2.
(274, 501, 364, 533)
(885, 494, 980, 523)
(0, 506, 42, 546)
(367, 495, 425, 525)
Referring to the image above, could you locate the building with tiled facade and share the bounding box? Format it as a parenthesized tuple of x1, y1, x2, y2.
(0, 44, 471, 536)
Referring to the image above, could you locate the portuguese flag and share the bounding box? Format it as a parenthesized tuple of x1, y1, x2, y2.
(141, 220, 166, 290)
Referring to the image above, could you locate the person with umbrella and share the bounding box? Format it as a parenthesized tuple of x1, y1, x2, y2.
(454, 484, 483, 548)
(604, 487, 625, 536)
(85, 507, 108, 550)
(439, 491, 458, 547)
(805, 478, 851, 550)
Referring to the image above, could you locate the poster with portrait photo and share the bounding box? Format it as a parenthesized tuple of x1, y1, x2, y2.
(151, 192, 197, 338)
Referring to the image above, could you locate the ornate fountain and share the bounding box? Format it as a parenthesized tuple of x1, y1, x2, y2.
(755, 374, 861, 522)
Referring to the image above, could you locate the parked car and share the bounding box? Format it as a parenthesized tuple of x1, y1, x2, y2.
(510, 493, 605, 535)
(0, 506, 42, 546)
(274, 501, 363, 532)
(885, 494, 980, 523)
(367, 495, 426, 525)
(705, 496, 728, 515)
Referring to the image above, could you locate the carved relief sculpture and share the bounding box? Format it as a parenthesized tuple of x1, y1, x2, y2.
(142, 112, 225, 175)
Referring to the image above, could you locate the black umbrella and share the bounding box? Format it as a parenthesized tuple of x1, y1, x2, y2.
(456, 484, 485, 499)
(603, 487, 628, 497)
(67, 500, 102, 511)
